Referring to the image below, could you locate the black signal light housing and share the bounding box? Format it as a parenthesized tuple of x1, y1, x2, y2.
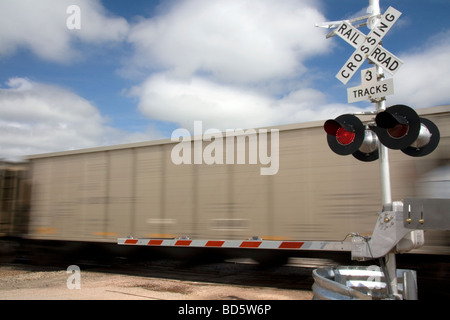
(324, 114, 379, 162)
(371, 104, 440, 157)
(371, 104, 421, 150)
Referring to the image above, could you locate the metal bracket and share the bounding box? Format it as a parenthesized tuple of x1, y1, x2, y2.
(351, 201, 425, 261)
(403, 198, 450, 230)
(315, 14, 375, 39)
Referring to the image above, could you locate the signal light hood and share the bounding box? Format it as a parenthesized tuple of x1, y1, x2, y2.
(370, 105, 421, 150)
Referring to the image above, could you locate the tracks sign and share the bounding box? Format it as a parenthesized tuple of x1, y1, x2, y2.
(347, 67, 394, 103)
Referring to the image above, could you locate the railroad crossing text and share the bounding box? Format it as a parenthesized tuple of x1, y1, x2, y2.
(336, 6, 402, 84)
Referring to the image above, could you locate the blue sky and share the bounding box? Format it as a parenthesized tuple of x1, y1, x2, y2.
(1, 0, 449, 159)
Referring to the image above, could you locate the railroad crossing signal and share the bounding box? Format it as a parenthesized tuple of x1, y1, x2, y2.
(336, 6, 403, 85)
(317, 0, 443, 299)
(324, 114, 379, 162)
(318, 5, 440, 161)
(324, 105, 440, 161)
(371, 105, 440, 157)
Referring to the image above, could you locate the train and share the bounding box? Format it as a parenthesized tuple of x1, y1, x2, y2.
(0, 105, 449, 265)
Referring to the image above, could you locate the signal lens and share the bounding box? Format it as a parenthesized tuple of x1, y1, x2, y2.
(387, 124, 409, 139)
(336, 127, 355, 145)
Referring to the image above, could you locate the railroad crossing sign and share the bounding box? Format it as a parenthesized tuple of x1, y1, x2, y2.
(347, 66, 394, 103)
(336, 6, 403, 84)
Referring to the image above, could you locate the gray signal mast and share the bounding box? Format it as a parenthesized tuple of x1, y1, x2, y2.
(317, 0, 397, 294)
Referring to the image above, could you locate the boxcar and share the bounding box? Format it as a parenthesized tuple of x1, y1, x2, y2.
(14, 105, 448, 256)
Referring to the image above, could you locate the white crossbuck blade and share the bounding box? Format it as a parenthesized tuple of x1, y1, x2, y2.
(336, 6, 403, 84)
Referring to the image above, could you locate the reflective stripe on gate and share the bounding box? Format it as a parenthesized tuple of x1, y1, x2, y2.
(118, 238, 352, 251)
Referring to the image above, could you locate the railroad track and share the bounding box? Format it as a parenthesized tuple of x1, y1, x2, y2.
(3, 251, 449, 300)
(0, 259, 315, 300)
(84, 253, 450, 300)
(84, 257, 324, 291)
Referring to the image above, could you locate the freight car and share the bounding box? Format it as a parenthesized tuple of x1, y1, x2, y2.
(0, 105, 449, 264)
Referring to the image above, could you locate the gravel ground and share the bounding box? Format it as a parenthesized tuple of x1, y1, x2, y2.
(0, 264, 313, 300)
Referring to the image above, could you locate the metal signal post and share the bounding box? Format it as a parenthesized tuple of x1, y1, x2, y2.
(317, 0, 401, 298)
(317, 0, 395, 208)
(374, 67, 392, 209)
(373, 63, 398, 296)
(363, 0, 397, 297)
(317, 0, 444, 298)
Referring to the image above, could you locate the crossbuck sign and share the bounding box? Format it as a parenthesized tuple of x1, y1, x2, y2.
(336, 6, 403, 85)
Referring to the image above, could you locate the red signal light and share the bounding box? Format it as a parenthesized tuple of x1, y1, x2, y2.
(323, 114, 369, 157)
(372, 105, 420, 150)
(387, 123, 409, 139)
(371, 105, 440, 156)
(336, 127, 356, 145)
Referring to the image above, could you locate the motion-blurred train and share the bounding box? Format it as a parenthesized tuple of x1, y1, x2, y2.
(0, 105, 449, 264)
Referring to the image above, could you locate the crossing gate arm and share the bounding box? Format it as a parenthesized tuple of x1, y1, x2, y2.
(117, 237, 353, 252)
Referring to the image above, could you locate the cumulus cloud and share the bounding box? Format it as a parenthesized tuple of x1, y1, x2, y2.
(0, 0, 129, 62)
(129, 74, 275, 130)
(389, 30, 450, 109)
(124, 0, 352, 131)
(0, 78, 149, 159)
(124, 0, 450, 141)
(126, 0, 328, 84)
(124, 0, 380, 131)
(129, 74, 370, 132)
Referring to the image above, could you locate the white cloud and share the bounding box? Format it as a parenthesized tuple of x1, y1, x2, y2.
(0, 0, 129, 62)
(127, 0, 328, 84)
(125, 0, 357, 131)
(129, 73, 370, 132)
(389, 30, 450, 109)
(125, 0, 377, 131)
(0, 78, 150, 160)
(129, 74, 275, 130)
